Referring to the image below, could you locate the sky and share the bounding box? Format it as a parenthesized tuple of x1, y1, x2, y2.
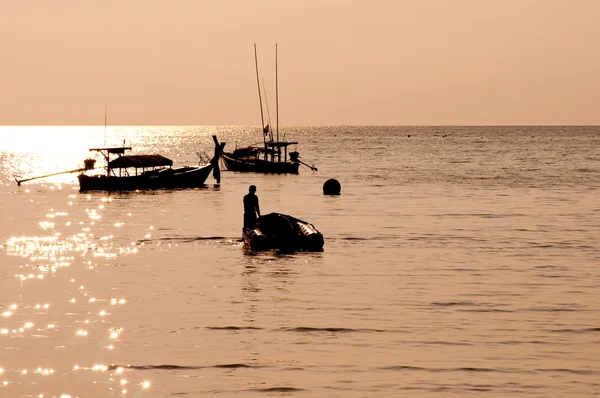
(1, 0, 599, 126)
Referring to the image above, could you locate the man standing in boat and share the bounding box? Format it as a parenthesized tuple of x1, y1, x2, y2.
(243, 185, 261, 228)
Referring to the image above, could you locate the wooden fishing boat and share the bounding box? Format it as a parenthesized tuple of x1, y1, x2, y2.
(78, 135, 225, 192)
(78, 157, 213, 192)
(243, 212, 324, 252)
(222, 141, 300, 174)
(222, 44, 316, 174)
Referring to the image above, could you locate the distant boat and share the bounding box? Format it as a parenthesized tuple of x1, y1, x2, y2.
(243, 212, 324, 252)
(77, 135, 225, 192)
(222, 141, 301, 174)
(221, 44, 316, 174)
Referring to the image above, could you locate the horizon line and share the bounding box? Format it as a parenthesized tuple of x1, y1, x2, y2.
(1, 124, 600, 128)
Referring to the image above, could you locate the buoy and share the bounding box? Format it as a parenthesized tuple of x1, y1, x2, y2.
(323, 178, 341, 195)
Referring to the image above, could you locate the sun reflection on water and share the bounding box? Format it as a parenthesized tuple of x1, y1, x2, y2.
(0, 185, 153, 397)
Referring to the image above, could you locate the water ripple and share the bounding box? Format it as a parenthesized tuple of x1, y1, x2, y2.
(138, 236, 233, 244)
(281, 326, 385, 333)
(106, 363, 261, 371)
(380, 365, 600, 376)
(247, 387, 304, 392)
(550, 327, 600, 334)
(204, 326, 263, 331)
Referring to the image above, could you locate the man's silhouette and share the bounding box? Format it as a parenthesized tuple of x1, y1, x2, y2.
(243, 185, 261, 228)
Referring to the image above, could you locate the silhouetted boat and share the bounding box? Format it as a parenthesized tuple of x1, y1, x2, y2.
(243, 212, 324, 252)
(222, 141, 301, 174)
(78, 135, 225, 192)
(222, 44, 316, 174)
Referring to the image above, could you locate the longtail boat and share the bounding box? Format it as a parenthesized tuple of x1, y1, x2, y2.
(15, 135, 225, 192)
(222, 141, 301, 174)
(78, 135, 225, 192)
(222, 44, 316, 174)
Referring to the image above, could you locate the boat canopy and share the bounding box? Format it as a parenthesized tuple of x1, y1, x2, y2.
(108, 154, 173, 169)
(265, 141, 298, 148)
(89, 146, 132, 155)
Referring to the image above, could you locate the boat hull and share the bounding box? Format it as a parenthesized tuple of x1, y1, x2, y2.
(222, 153, 299, 174)
(78, 164, 214, 192)
(243, 213, 324, 252)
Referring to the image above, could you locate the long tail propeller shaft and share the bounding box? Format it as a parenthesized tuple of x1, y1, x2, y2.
(15, 159, 96, 186)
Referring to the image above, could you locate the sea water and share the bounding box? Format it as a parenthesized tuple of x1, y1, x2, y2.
(1, 126, 599, 397)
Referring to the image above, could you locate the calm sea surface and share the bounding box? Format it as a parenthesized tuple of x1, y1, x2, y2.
(1, 126, 599, 397)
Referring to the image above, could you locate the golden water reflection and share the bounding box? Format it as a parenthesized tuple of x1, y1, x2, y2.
(0, 190, 149, 397)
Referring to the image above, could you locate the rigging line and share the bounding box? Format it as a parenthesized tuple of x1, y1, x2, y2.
(254, 43, 266, 145)
(262, 77, 273, 142)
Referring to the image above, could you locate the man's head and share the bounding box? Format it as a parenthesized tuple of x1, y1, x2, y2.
(249, 185, 257, 193)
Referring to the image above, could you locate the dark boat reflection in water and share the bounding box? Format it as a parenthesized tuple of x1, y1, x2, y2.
(243, 212, 324, 252)
(78, 135, 225, 192)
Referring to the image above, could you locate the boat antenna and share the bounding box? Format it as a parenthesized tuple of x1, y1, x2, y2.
(254, 44, 267, 145)
(104, 101, 108, 146)
(275, 43, 279, 143)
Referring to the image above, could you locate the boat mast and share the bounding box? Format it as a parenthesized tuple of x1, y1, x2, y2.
(104, 101, 108, 147)
(104, 102, 109, 176)
(275, 43, 279, 143)
(254, 44, 266, 147)
(262, 77, 273, 142)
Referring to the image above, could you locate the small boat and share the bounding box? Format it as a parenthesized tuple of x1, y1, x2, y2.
(222, 44, 316, 174)
(222, 141, 301, 174)
(78, 135, 225, 192)
(243, 212, 324, 252)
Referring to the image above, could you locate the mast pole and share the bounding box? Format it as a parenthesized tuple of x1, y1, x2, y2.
(262, 77, 274, 142)
(104, 101, 108, 146)
(275, 43, 279, 143)
(254, 44, 266, 146)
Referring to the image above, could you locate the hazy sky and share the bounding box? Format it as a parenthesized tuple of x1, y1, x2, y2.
(1, 0, 599, 126)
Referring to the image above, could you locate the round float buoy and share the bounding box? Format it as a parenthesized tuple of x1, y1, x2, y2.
(323, 178, 341, 195)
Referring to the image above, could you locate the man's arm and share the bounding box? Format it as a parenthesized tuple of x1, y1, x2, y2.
(256, 198, 261, 217)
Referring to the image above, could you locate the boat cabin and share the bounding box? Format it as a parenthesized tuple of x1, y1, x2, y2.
(232, 140, 298, 164)
(89, 147, 174, 177)
(264, 141, 298, 163)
